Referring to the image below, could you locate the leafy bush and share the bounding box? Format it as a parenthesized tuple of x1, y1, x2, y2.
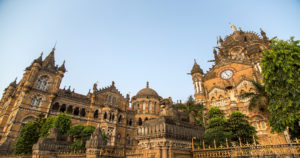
(54, 113, 71, 135)
(39, 116, 55, 137)
(14, 121, 41, 154)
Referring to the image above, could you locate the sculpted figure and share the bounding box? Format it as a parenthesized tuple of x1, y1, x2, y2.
(189, 111, 196, 124)
(159, 97, 178, 118)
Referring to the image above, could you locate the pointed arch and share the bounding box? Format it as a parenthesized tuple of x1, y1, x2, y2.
(52, 102, 60, 111)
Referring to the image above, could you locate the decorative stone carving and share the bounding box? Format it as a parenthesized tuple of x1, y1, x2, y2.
(86, 126, 107, 149)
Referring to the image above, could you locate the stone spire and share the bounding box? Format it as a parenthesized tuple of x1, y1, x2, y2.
(146, 81, 149, 88)
(9, 77, 17, 87)
(42, 47, 56, 70)
(191, 59, 203, 74)
(231, 24, 237, 32)
(34, 52, 43, 64)
(26, 52, 43, 70)
(58, 60, 66, 73)
(260, 28, 268, 41)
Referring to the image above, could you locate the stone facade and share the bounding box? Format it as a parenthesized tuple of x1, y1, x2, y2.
(190, 25, 289, 145)
(0, 46, 203, 157)
(0, 26, 291, 157)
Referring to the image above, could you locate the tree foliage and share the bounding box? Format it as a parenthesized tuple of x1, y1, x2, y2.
(173, 95, 204, 126)
(14, 121, 41, 155)
(68, 125, 95, 152)
(54, 113, 71, 135)
(68, 125, 85, 140)
(262, 37, 300, 135)
(227, 111, 257, 144)
(15, 113, 73, 154)
(203, 107, 257, 147)
(39, 117, 55, 137)
(240, 81, 269, 112)
(206, 106, 225, 120)
(81, 125, 96, 143)
(203, 116, 232, 147)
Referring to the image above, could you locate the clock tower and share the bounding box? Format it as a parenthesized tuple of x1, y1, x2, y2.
(190, 26, 289, 145)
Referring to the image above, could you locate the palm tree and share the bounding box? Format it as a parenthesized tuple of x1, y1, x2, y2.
(240, 80, 269, 113)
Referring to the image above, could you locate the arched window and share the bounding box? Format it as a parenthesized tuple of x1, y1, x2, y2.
(105, 94, 109, 103)
(52, 102, 59, 111)
(129, 119, 132, 126)
(116, 133, 121, 145)
(31, 96, 42, 107)
(148, 102, 151, 113)
(67, 106, 73, 114)
(111, 114, 115, 121)
(138, 118, 142, 126)
(109, 95, 113, 104)
(104, 112, 107, 119)
(60, 104, 66, 113)
(36, 76, 49, 91)
(94, 110, 99, 118)
(142, 102, 146, 112)
(118, 115, 122, 123)
(154, 102, 156, 113)
(253, 122, 258, 129)
(145, 117, 148, 121)
(73, 107, 79, 115)
(112, 97, 116, 105)
(80, 108, 86, 117)
(158, 103, 160, 112)
(126, 134, 131, 145)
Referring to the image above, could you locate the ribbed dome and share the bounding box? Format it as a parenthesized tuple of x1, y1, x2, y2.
(135, 82, 160, 99)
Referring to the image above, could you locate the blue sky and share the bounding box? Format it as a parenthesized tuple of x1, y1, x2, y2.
(0, 0, 299, 102)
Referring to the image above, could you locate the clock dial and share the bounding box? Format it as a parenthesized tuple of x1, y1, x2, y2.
(221, 70, 233, 79)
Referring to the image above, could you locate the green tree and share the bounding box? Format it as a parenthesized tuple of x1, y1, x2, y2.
(227, 111, 257, 144)
(14, 121, 41, 154)
(206, 106, 225, 120)
(173, 96, 204, 125)
(203, 107, 232, 147)
(54, 113, 71, 135)
(240, 81, 269, 112)
(81, 125, 96, 143)
(68, 124, 85, 140)
(203, 117, 232, 147)
(68, 125, 95, 152)
(39, 117, 56, 137)
(262, 37, 300, 137)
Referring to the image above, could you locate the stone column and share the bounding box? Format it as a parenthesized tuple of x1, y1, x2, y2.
(161, 147, 168, 158)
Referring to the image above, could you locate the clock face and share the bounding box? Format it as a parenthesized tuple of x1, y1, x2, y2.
(221, 70, 233, 80)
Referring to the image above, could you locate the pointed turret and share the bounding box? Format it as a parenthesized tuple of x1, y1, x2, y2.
(190, 60, 205, 104)
(58, 60, 66, 73)
(9, 78, 17, 87)
(26, 53, 43, 70)
(191, 59, 203, 75)
(34, 52, 43, 64)
(42, 47, 56, 70)
(260, 28, 268, 41)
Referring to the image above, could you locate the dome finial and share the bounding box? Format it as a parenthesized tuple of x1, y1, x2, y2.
(230, 23, 237, 32)
(146, 81, 149, 88)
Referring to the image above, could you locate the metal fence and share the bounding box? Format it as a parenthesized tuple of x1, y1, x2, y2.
(193, 139, 300, 158)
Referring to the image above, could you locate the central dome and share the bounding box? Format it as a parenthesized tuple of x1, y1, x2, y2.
(135, 82, 160, 99)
